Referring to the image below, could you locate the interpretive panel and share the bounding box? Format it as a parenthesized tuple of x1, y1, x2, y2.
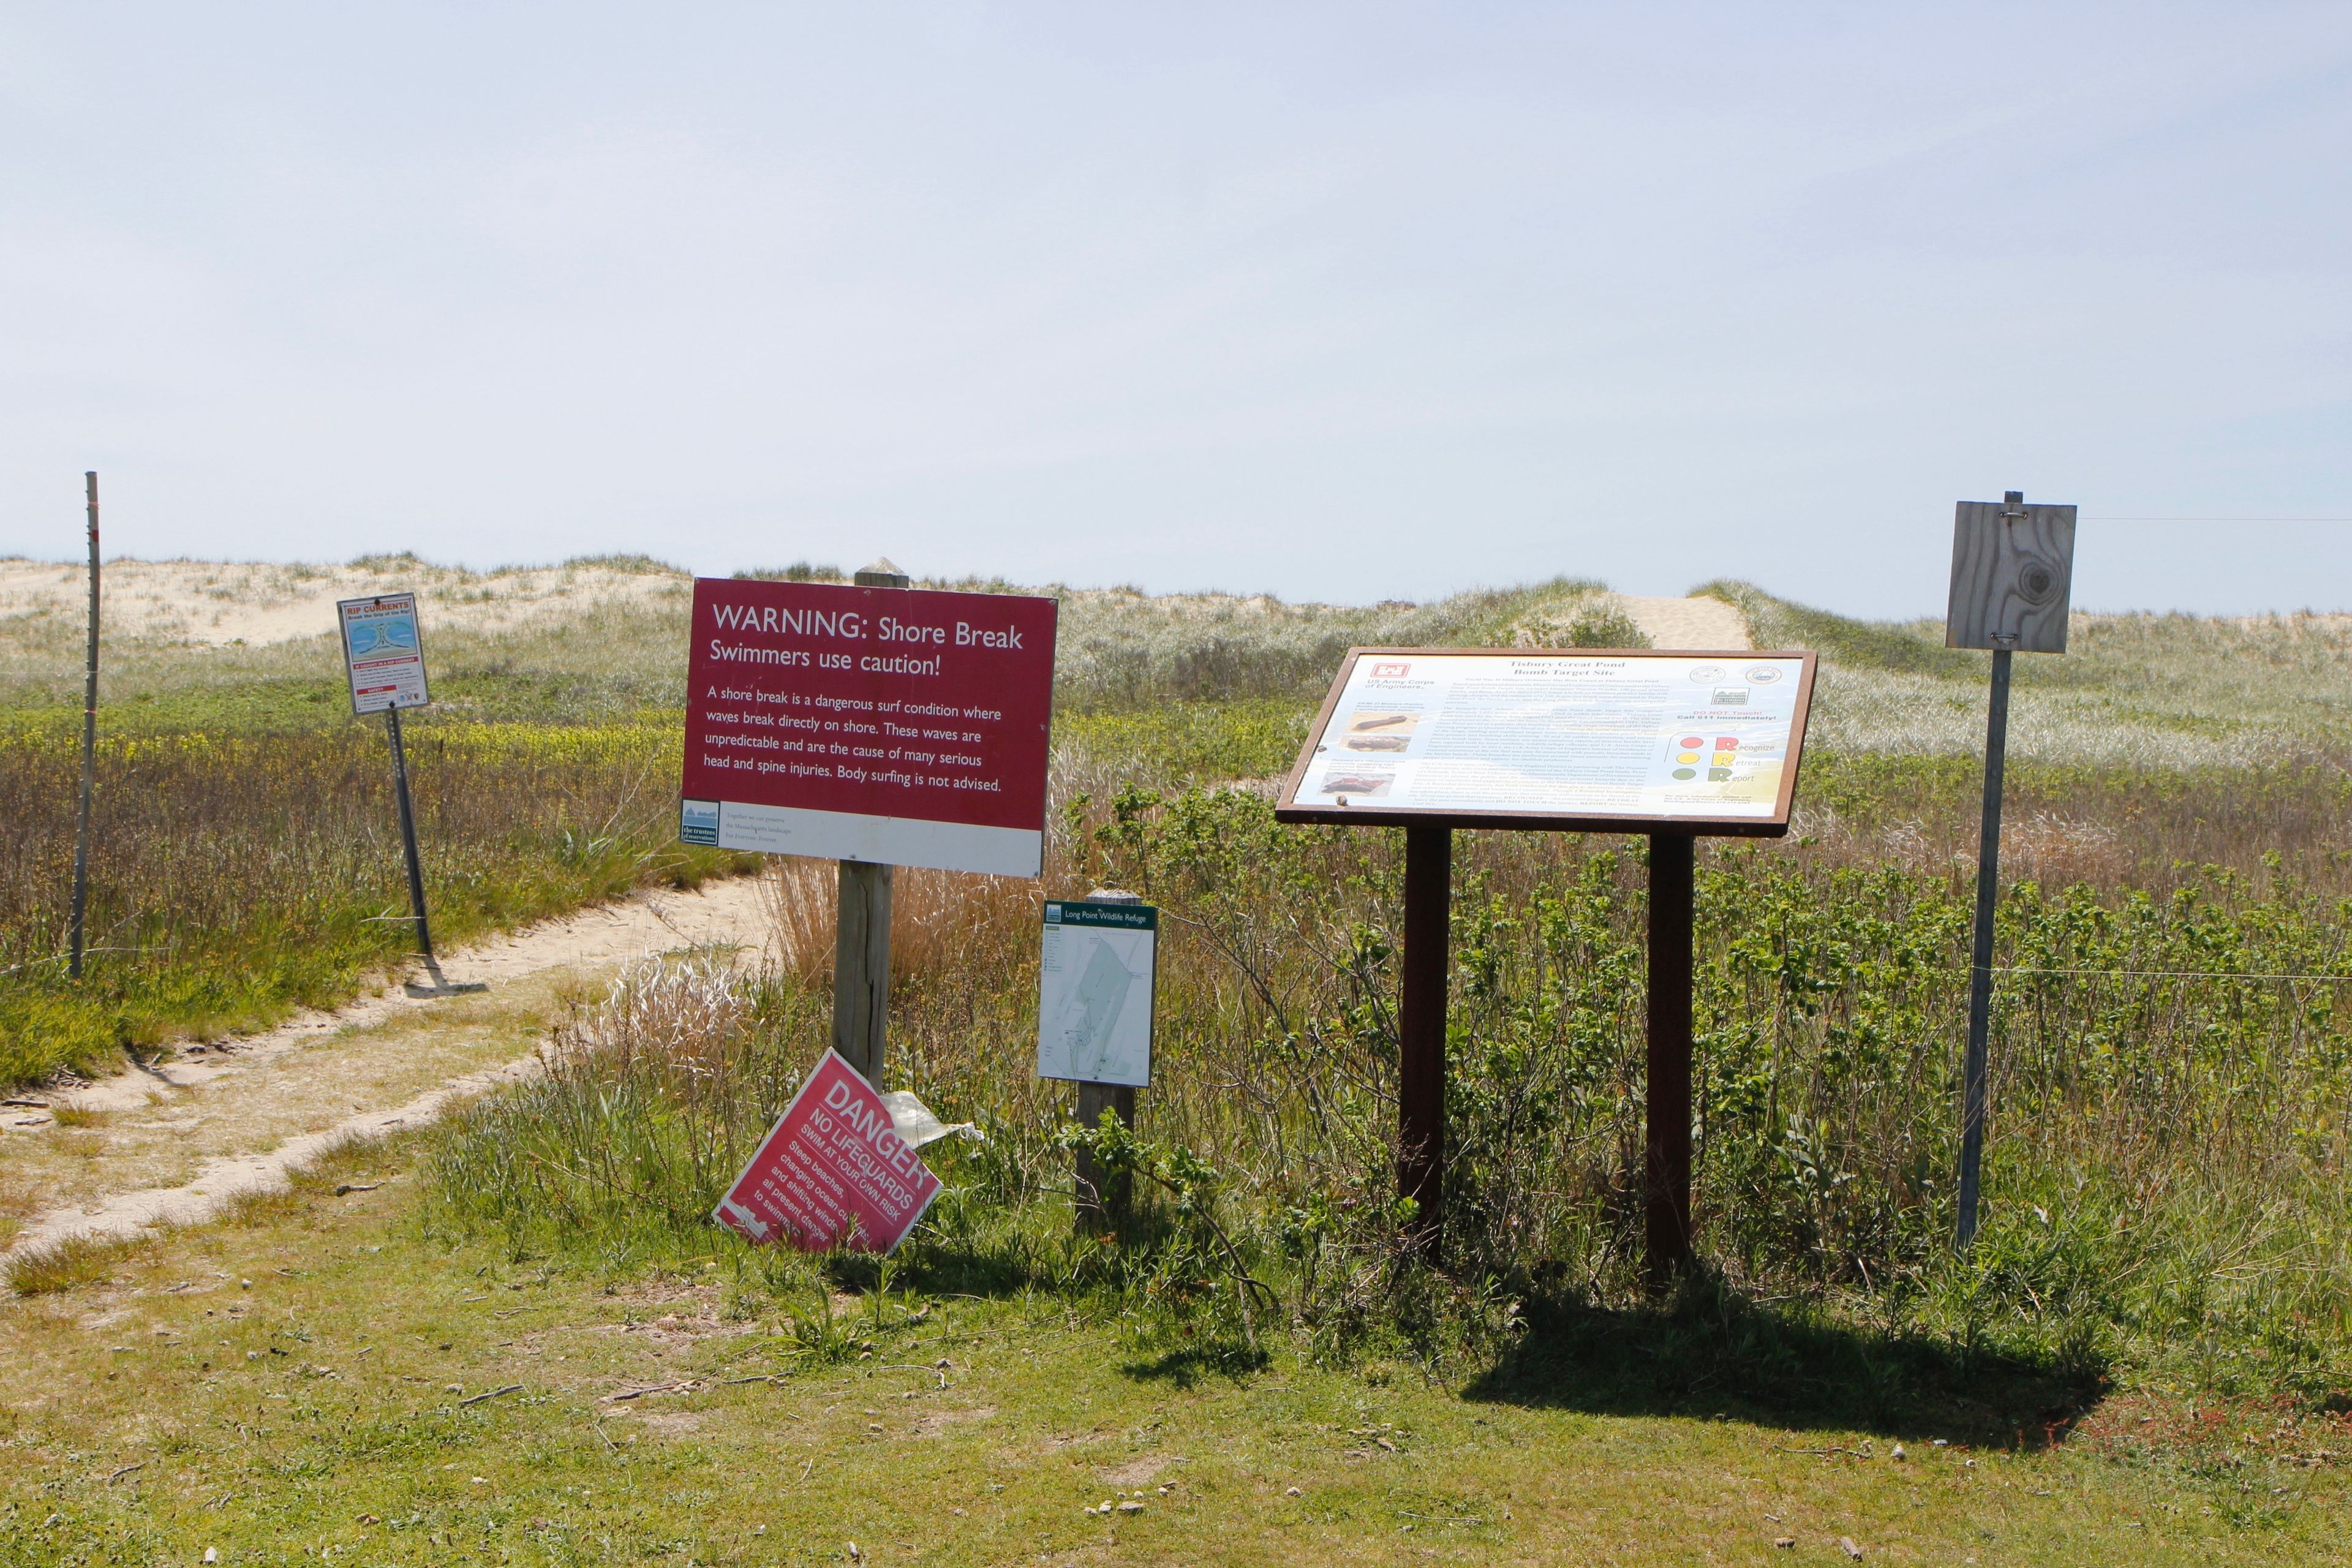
(1276, 648, 1816, 835)
(1037, 900, 1158, 1088)
(336, 592, 429, 714)
(714, 1049, 943, 1255)
(678, 578, 1058, 876)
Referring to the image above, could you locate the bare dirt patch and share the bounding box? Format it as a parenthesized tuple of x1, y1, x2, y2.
(913, 1404, 997, 1438)
(1099, 1451, 1180, 1485)
(633, 1410, 707, 1438)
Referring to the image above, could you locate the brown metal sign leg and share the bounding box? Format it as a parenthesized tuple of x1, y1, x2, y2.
(1645, 832, 1695, 1291)
(1399, 821, 1452, 1256)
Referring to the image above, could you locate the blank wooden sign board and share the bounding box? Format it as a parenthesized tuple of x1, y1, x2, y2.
(1947, 496, 2076, 653)
(1277, 647, 1819, 1282)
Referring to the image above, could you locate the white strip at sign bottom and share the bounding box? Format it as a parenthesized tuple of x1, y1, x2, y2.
(706, 799, 1042, 878)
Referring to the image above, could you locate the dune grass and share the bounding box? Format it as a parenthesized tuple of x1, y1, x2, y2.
(0, 564, 1610, 1088)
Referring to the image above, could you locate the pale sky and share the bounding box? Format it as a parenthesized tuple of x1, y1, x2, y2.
(2, 4, 2346, 615)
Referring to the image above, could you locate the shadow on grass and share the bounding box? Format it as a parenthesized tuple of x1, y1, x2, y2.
(1118, 1341, 1271, 1389)
(886, 1237, 1064, 1300)
(1464, 1275, 2108, 1449)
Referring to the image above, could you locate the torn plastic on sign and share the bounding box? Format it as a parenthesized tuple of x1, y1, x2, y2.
(881, 1091, 984, 1149)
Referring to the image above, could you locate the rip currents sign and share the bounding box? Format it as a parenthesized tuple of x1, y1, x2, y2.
(336, 592, 429, 714)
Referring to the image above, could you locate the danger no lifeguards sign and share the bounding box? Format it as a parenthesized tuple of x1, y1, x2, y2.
(677, 578, 1058, 876)
(714, 1049, 943, 1254)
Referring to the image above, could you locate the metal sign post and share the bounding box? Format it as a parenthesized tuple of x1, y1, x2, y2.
(1278, 647, 1819, 1279)
(1946, 491, 2076, 1248)
(384, 706, 433, 962)
(337, 592, 435, 963)
(67, 472, 101, 981)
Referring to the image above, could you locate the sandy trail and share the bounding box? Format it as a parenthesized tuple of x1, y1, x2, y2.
(1, 875, 772, 1262)
(1616, 595, 1752, 650)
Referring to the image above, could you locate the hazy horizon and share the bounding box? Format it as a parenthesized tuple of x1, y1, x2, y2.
(15, 548, 2352, 626)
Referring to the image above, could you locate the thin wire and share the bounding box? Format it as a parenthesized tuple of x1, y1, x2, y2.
(1989, 965, 2352, 982)
(2079, 524, 2352, 531)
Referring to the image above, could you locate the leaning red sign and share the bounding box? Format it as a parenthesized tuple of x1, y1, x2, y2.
(678, 578, 1058, 876)
(714, 1049, 943, 1255)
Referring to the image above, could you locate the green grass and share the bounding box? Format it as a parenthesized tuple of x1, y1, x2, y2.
(5, 1135, 2345, 1564)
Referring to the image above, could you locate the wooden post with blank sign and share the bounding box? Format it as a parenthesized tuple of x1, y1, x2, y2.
(1946, 491, 2076, 1250)
(1278, 646, 1817, 1284)
(1071, 889, 1147, 1232)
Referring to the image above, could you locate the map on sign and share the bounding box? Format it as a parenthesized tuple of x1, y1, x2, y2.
(1276, 649, 1816, 834)
(1037, 901, 1157, 1087)
(336, 593, 430, 714)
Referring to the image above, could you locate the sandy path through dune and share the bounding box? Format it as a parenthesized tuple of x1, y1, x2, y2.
(0, 875, 772, 1262)
(1616, 595, 1752, 650)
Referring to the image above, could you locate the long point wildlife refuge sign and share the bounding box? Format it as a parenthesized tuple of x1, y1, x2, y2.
(1278, 649, 1815, 832)
(678, 578, 1058, 877)
(1037, 900, 1158, 1089)
(715, 1049, 943, 1254)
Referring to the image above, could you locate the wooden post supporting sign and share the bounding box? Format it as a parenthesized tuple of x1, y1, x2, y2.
(677, 562, 1059, 1102)
(830, 559, 912, 1087)
(1065, 888, 1150, 1232)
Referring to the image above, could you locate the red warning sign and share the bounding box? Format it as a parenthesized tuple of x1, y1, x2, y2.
(713, 1050, 943, 1255)
(677, 577, 1058, 876)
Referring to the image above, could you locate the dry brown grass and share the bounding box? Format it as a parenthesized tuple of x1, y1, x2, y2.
(760, 859, 1054, 988)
